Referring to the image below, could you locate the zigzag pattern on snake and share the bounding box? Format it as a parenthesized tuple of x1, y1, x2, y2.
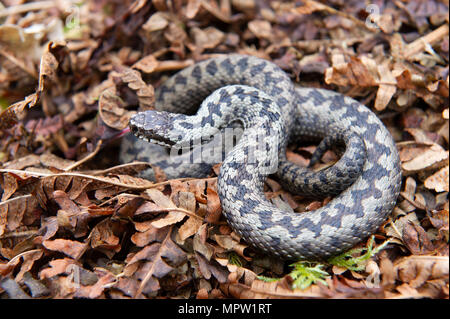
(121, 55, 402, 260)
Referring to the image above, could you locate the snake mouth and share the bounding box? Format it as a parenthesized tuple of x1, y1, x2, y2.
(130, 125, 176, 147)
(129, 112, 177, 147)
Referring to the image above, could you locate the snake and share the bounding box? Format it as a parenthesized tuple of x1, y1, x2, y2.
(120, 54, 402, 260)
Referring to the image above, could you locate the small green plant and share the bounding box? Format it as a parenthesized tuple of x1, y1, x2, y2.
(288, 261, 329, 290)
(327, 236, 391, 271)
(228, 252, 243, 267)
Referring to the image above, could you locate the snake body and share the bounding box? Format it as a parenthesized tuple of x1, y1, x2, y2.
(121, 55, 402, 260)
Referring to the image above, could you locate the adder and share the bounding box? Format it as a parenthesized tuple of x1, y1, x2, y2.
(120, 54, 402, 260)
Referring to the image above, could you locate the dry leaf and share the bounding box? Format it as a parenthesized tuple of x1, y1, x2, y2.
(43, 239, 88, 260)
(424, 165, 449, 192)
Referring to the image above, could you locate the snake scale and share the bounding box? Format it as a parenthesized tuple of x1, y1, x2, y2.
(120, 55, 402, 260)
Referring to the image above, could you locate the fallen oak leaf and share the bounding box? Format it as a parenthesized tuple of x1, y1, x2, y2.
(177, 191, 204, 241)
(0, 249, 42, 277)
(98, 88, 133, 130)
(401, 143, 448, 172)
(395, 255, 449, 288)
(402, 221, 436, 255)
(195, 253, 229, 283)
(146, 189, 202, 228)
(424, 165, 449, 192)
(0, 194, 39, 235)
(115, 67, 155, 110)
(126, 227, 187, 297)
(53, 190, 91, 237)
(205, 183, 222, 224)
(89, 219, 121, 251)
(74, 268, 116, 299)
(131, 221, 170, 247)
(42, 238, 89, 260)
(213, 234, 250, 261)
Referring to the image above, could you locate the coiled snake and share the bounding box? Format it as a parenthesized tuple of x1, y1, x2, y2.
(120, 55, 402, 260)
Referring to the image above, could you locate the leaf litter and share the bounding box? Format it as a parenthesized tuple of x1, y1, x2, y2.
(0, 0, 448, 299)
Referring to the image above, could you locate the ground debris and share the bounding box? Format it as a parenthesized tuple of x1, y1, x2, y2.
(0, 0, 448, 299)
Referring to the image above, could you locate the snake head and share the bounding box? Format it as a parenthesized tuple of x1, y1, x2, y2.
(129, 110, 183, 147)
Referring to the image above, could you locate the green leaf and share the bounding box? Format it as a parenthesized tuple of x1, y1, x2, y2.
(228, 252, 243, 267)
(327, 236, 391, 271)
(288, 261, 329, 290)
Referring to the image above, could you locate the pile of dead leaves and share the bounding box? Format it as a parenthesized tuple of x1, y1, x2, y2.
(0, 0, 448, 299)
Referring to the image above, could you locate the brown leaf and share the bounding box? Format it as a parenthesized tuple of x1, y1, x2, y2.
(195, 253, 228, 283)
(132, 54, 159, 73)
(205, 184, 222, 224)
(2, 154, 40, 170)
(0, 173, 18, 201)
(424, 165, 449, 192)
(89, 219, 121, 251)
(38, 42, 61, 92)
(402, 221, 436, 255)
(325, 55, 377, 87)
(126, 228, 186, 297)
(116, 67, 155, 110)
(39, 153, 76, 171)
(98, 88, 132, 130)
(191, 27, 225, 51)
(396, 256, 449, 289)
(214, 234, 250, 260)
(0, 194, 39, 235)
(53, 190, 91, 237)
(146, 189, 187, 228)
(177, 192, 203, 241)
(131, 221, 170, 247)
(142, 12, 169, 32)
(15, 250, 44, 282)
(248, 20, 272, 39)
(74, 269, 116, 299)
(43, 238, 89, 259)
(193, 223, 214, 260)
(401, 143, 448, 172)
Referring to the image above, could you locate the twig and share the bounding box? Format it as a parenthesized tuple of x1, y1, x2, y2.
(0, 1, 58, 18)
(404, 24, 449, 59)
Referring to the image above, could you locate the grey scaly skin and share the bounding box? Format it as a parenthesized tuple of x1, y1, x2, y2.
(123, 55, 402, 260)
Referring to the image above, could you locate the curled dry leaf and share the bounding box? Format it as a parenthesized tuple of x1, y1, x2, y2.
(401, 143, 449, 172)
(325, 55, 378, 87)
(424, 165, 449, 192)
(205, 184, 222, 224)
(146, 189, 187, 228)
(402, 221, 436, 255)
(89, 219, 121, 252)
(195, 253, 229, 283)
(131, 221, 170, 247)
(395, 256, 449, 289)
(116, 67, 155, 110)
(98, 88, 132, 130)
(74, 269, 116, 299)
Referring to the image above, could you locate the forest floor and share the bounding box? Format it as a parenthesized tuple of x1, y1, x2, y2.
(0, 0, 448, 299)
